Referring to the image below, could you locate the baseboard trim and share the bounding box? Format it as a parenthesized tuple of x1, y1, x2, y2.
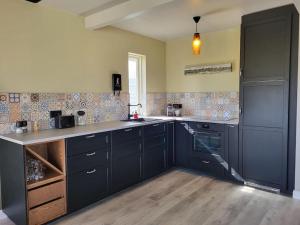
(293, 190, 300, 199)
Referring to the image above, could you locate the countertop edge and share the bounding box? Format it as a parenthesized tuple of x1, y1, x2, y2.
(0, 117, 238, 145)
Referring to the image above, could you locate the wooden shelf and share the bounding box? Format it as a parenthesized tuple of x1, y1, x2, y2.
(24, 139, 67, 225)
(27, 171, 64, 190)
(25, 140, 66, 190)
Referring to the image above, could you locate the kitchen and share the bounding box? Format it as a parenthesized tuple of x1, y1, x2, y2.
(1, 0, 300, 225)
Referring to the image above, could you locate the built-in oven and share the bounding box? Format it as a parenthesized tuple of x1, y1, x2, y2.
(191, 130, 224, 158)
(190, 122, 225, 158)
(189, 122, 227, 176)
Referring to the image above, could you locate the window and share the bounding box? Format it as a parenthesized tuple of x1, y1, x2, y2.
(128, 53, 146, 115)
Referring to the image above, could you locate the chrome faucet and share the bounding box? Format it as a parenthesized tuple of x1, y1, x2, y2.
(127, 103, 142, 120)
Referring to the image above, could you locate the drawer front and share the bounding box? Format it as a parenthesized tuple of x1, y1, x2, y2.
(67, 165, 108, 212)
(29, 198, 66, 225)
(28, 181, 65, 209)
(112, 140, 141, 157)
(144, 123, 166, 137)
(67, 150, 108, 174)
(112, 127, 142, 144)
(190, 122, 225, 132)
(67, 132, 109, 157)
(190, 157, 225, 178)
(144, 134, 166, 150)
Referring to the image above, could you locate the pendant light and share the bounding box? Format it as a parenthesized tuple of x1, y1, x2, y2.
(192, 16, 202, 55)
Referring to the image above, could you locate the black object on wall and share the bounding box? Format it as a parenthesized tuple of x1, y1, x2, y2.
(25, 0, 42, 3)
(112, 74, 122, 96)
(239, 4, 298, 193)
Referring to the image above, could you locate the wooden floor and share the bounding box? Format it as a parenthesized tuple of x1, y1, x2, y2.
(2, 169, 300, 225)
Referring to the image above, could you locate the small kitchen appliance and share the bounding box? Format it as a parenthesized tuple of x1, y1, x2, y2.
(167, 104, 182, 117)
(54, 115, 75, 129)
(77, 110, 86, 126)
(173, 104, 183, 117)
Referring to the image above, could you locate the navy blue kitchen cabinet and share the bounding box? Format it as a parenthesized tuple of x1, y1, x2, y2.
(167, 121, 175, 168)
(111, 127, 143, 193)
(66, 132, 110, 213)
(240, 5, 298, 193)
(175, 121, 190, 167)
(143, 123, 167, 179)
(225, 124, 242, 182)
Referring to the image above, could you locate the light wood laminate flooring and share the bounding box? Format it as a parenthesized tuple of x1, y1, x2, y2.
(2, 170, 300, 225)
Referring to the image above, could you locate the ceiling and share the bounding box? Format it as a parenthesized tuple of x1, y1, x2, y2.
(40, 0, 295, 41)
(40, 0, 128, 15)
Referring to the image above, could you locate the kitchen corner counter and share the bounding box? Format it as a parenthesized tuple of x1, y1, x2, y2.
(0, 117, 238, 146)
(146, 116, 239, 125)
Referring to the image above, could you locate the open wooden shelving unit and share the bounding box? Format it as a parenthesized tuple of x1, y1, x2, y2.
(24, 140, 67, 225)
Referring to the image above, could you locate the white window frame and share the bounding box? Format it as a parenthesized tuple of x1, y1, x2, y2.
(128, 52, 146, 115)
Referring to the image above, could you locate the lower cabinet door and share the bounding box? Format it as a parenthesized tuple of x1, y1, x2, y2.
(175, 121, 190, 167)
(111, 152, 142, 193)
(167, 122, 175, 168)
(67, 165, 109, 213)
(144, 144, 166, 179)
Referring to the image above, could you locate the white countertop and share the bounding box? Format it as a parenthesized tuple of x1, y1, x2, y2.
(0, 117, 238, 145)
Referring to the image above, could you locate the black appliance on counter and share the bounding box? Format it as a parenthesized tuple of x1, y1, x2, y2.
(54, 115, 75, 129)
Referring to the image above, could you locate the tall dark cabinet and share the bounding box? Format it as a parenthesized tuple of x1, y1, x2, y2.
(239, 4, 298, 193)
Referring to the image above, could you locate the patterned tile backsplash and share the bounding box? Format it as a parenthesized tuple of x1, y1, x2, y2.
(167, 92, 239, 120)
(0, 91, 239, 134)
(0, 92, 130, 134)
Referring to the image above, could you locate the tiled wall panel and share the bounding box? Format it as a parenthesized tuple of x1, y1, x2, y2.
(0, 91, 239, 134)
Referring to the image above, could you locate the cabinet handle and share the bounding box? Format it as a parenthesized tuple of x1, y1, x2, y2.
(153, 124, 160, 127)
(85, 134, 95, 139)
(86, 169, 97, 174)
(139, 156, 142, 177)
(86, 152, 96, 157)
(202, 160, 210, 164)
(125, 128, 132, 132)
(202, 124, 209, 129)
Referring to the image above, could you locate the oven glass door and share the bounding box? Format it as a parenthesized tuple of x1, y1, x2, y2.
(192, 131, 224, 156)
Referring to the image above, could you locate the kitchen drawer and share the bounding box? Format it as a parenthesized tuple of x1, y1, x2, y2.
(67, 150, 108, 174)
(28, 198, 66, 225)
(190, 151, 225, 163)
(190, 122, 225, 132)
(112, 127, 142, 144)
(144, 123, 166, 137)
(144, 134, 166, 150)
(28, 181, 65, 209)
(67, 132, 109, 157)
(68, 165, 109, 212)
(190, 157, 225, 178)
(112, 140, 141, 157)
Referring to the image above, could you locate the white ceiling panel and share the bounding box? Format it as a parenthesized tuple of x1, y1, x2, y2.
(39, 0, 295, 40)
